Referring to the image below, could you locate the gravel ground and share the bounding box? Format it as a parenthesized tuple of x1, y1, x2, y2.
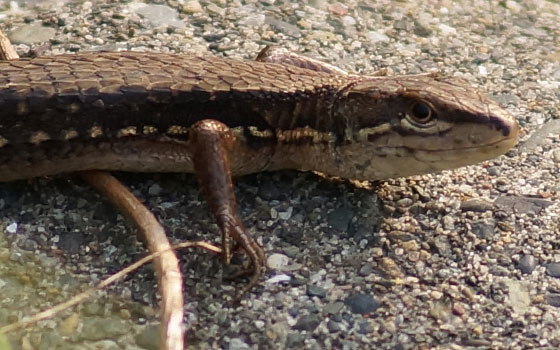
(0, 0, 558, 349)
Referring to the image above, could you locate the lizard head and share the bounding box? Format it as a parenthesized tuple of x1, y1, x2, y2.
(330, 75, 519, 180)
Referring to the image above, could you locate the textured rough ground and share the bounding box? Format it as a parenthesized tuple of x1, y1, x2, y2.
(0, 1, 558, 349)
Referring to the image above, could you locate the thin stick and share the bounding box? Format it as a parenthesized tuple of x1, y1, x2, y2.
(0, 30, 18, 60)
(80, 171, 185, 350)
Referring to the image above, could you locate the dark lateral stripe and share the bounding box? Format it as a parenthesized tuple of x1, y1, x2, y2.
(438, 111, 513, 137)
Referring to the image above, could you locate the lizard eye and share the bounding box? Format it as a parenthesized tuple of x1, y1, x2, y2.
(407, 100, 435, 126)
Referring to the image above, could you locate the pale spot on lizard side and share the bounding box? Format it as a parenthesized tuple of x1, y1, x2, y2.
(167, 125, 189, 135)
(63, 129, 79, 140)
(143, 125, 158, 135)
(90, 126, 103, 138)
(0, 136, 8, 148)
(30, 131, 51, 144)
(117, 126, 137, 138)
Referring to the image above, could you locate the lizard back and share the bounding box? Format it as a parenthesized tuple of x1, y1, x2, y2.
(0, 51, 347, 147)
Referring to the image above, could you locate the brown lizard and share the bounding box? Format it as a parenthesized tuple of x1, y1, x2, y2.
(0, 46, 519, 288)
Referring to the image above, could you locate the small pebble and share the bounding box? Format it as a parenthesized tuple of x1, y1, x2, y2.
(344, 294, 380, 315)
(546, 263, 560, 278)
(518, 255, 537, 274)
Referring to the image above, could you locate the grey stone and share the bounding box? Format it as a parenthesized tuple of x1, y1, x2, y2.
(367, 31, 389, 43)
(519, 120, 560, 153)
(307, 285, 327, 298)
(344, 293, 379, 315)
(228, 338, 251, 350)
(323, 302, 345, 315)
(471, 221, 495, 240)
(546, 293, 560, 307)
(495, 196, 553, 215)
(518, 255, 537, 274)
(130, 3, 185, 28)
(9, 23, 56, 44)
(546, 263, 560, 278)
(327, 207, 354, 231)
(135, 325, 159, 350)
(293, 314, 321, 331)
(461, 199, 494, 212)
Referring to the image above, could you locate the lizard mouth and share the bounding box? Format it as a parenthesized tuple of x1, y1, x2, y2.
(408, 136, 518, 166)
(439, 117, 518, 157)
(427, 134, 517, 155)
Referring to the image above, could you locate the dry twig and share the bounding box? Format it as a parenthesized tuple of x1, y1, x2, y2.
(80, 171, 186, 350)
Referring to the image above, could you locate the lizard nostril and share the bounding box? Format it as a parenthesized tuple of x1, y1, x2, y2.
(495, 114, 519, 139)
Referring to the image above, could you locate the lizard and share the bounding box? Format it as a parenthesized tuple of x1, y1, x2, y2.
(0, 46, 519, 288)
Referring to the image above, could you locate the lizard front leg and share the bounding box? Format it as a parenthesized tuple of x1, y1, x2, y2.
(189, 119, 266, 290)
